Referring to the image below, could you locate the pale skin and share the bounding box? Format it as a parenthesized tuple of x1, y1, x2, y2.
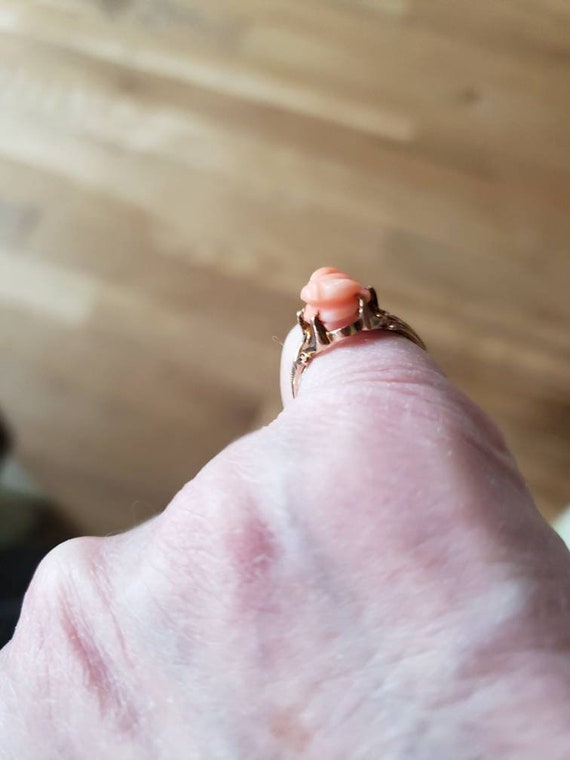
(1, 328, 570, 759)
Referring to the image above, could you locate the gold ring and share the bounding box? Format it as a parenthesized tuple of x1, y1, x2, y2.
(291, 285, 425, 398)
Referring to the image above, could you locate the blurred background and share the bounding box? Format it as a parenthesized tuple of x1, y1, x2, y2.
(0, 1, 569, 641)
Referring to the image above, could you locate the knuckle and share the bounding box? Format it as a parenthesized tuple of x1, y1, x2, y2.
(18, 536, 101, 624)
(10, 536, 143, 737)
(9, 536, 100, 675)
(10, 538, 107, 682)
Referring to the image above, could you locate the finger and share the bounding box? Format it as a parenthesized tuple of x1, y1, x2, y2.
(280, 322, 444, 408)
(279, 296, 510, 463)
(276, 279, 565, 578)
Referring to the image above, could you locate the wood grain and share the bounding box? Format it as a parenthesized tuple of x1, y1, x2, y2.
(0, 0, 568, 533)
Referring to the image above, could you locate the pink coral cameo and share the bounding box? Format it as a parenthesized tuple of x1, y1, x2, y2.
(300, 267, 370, 331)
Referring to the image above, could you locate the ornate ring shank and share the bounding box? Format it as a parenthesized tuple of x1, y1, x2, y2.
(291, 287, 425, 398)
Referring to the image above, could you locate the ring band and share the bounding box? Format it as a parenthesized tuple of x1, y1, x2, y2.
(291, 286, 426, 398)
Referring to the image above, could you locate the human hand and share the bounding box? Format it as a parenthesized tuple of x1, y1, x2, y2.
(1, 318, 570, 758)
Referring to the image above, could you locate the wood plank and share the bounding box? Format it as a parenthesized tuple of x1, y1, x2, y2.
(0, 0, 568, 530)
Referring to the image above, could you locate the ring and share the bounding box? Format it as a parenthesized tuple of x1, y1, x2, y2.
(291, 268, 426, 398)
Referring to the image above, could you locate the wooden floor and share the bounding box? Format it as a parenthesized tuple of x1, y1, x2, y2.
(0, 0, 569, 534)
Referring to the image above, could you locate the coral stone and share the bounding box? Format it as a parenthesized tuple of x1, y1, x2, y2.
(300, 267, 369, 330)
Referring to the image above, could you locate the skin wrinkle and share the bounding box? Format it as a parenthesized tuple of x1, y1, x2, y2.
(57, 594, 138, 735)
(55, 545, 144, 742)
(89, 539, 139, 686)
